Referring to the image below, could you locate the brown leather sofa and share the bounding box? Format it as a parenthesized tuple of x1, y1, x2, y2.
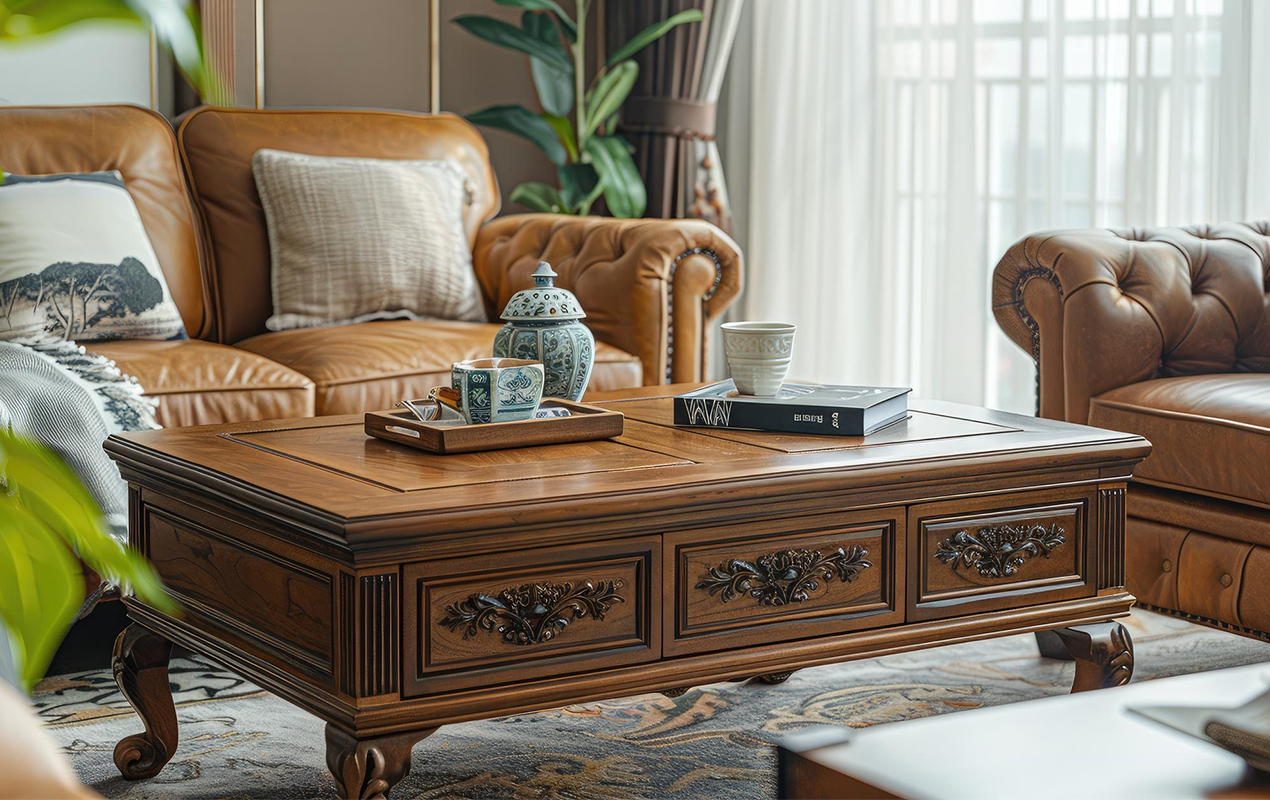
(993, 222, 1270, 639)
(0, 105, 742, 426)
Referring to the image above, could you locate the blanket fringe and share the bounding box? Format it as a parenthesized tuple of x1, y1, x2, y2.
(10, 335, 159, 432)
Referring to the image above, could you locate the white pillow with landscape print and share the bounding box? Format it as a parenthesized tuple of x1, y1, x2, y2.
(0, 172, 187, 342)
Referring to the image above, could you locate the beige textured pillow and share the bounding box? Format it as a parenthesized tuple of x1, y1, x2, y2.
(252, 149, 486, 331)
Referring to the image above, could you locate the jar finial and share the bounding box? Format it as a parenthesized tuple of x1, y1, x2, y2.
(498, 260, 585, 321)
(532, 261, 557, 287)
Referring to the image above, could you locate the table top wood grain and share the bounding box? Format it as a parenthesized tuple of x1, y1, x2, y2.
(105, 387, 1150, 554)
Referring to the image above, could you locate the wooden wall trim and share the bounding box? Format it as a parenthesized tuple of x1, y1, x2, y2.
(200, 0, 237, 105)
(430, 0, 440, 112)
(148, 27, 158, 109)
(254, 0, 264, 107)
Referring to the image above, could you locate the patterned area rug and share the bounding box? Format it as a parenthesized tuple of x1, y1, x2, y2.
(34, 610, 1270, 800)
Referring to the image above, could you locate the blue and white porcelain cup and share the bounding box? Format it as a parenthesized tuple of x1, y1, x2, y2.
(449, 358, 545, 424)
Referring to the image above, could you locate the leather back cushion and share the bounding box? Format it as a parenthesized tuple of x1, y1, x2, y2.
(177, 107, 499, 344)
(1061, 224, 1270, 417)
(1000, 222, 1270, 421)
(1118, 223, 1270, 376)
(0, 105, 209, 338)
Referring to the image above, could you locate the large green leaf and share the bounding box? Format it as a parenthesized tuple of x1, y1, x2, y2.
(1, 433, 105, 552)
(522, 11, 573, 117)
(0, 0, 137, 37)
(497, 0, 575, 41)
(541, 113, 578, 162)
(585, 135, 646, 218)
(0, 431, 177, 690)
(0, 497, 41, 626)
(585, 60, 638, 138)
(607, 8, 704, 66)
(466, 104, 567, 165)
(144, 0, 209, 96)
(0, 498, 82, 693)
(558, 163, 602, 214)
(453, 14, 571, 70)
(510, 181, 567, 213)
(0, 433, 174, 614)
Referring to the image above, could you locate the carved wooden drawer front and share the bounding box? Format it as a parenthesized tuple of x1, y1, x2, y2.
(664, 511, 904, 656)
(402, 537, 659, 696)
(909, 489, 1094, 621)
(139, 496, 336, 686)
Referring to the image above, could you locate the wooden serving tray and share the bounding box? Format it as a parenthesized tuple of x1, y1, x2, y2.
(365, 399, 625, 454)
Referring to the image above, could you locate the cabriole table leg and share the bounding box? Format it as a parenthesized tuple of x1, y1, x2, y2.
(112, 624, 178, 780)
(324, 724, 436, 800)
(1035, 621, 1134, 693)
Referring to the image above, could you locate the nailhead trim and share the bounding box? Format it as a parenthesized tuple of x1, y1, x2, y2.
(1013, 266, 1064, 363)
(1012, 266, 1063, 416)
(665, 247, 724, 383)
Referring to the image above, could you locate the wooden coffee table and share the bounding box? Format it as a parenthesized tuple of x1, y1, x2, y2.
(104, 389, 1149, 798)
(778, 663, 1270, 799)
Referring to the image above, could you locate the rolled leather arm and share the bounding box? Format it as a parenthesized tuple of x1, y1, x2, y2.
(473, 214, 743, 385)
(992, 223, 1270, 423)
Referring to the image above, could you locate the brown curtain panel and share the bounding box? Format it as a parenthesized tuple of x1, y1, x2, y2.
(606, 0, 743, 233)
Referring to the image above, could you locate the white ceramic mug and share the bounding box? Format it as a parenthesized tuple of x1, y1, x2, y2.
(721, 321, 796, 396)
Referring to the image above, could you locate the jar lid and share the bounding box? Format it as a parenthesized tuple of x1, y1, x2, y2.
(499, 261, 586, 321)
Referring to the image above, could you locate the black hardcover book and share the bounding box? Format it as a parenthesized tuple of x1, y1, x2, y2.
(673, 380, 911, 436)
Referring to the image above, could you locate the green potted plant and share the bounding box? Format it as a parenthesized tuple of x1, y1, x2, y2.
(456, 0, 703, 217)
(0, 431, 173, 692)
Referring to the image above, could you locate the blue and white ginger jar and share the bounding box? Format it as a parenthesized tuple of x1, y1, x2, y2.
(492, 261, 594, 401)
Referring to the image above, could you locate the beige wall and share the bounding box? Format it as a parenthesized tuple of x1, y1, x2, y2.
(439, 2, 556, 215)
(0, 23, 153, 107)
(264, 0, 432, 111)
(243, 0, 558, 213)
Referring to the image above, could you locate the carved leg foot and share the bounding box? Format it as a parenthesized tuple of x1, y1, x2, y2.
(1034, 630, 1075, 661)
(755, 671, 794, 685)
(1040, 621, 1134, 693)
(325, 725, 435, 799)
(112, 624, 178, 780)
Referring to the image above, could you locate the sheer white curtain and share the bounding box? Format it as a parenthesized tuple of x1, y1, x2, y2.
(732, 0, 1270, 413)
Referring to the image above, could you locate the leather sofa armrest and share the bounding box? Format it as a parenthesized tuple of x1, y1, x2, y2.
(473, 214, 742, 385)
(992, 223, 1270, 423)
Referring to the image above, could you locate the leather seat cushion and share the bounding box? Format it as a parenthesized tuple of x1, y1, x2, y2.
(1089, 373, 1270, 507)
(235, 320, 644, 415)
(85, 339, 315, 427)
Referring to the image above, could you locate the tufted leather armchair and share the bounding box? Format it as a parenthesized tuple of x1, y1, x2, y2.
(993, 222, 1270, 639)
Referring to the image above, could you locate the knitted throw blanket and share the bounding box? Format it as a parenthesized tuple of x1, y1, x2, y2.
(0, 336, 158, 545)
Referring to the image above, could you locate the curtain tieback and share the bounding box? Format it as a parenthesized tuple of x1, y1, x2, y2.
(618, 97, 717, 140)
